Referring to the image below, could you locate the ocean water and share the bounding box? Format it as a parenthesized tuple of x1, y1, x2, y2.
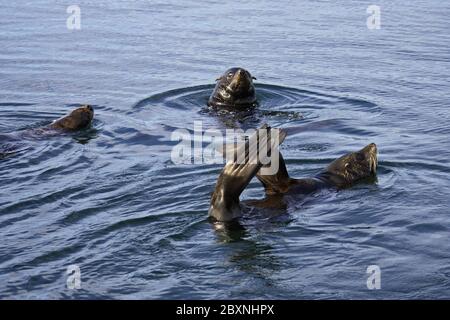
(1, 0, 450, 299)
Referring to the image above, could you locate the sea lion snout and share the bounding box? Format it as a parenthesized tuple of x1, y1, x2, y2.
(79, 104, 94, 116)
(363, 143, 377, 154)
(78, 105, 94, 121)
(358, 143, 378, 175)
(208, 67, 257, 108)
(322, 143, 379, 187)
(364, 143, 378, 174)
(226, 68, 252, 93)
(361, 142, 377, 157)
(87, 105, 94, 119)
(228, 69, 243, 89)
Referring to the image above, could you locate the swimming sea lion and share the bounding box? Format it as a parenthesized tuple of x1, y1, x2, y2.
(208, 67, 257, 109)
(0, 105, 94, 158)
(209, 127, 378, 222)
(14, 104, 94, 140)
(48, 105, 94, 131)
(256, 143, 378, 196)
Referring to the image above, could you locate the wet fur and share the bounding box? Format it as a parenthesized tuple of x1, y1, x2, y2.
(208, 67, 257, 108)
(210, 131, 378, 221)
(257, 144, 378, 197)
(49, 105, 94, 131)
(209, 124, 286, 221)
(0, 105, 94, 158)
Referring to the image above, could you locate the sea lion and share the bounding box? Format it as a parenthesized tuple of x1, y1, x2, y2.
(0, 105, 94, 158)
(208, 127, 378, 222)
(48, 105, 94, 131)
(255, 143, 378, 196)
(208, 67, 257, 109)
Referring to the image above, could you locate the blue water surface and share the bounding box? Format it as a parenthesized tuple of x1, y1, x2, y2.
(0, 0, 450, 299)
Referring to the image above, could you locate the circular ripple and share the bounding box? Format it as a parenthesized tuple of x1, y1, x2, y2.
(131, 83, 380, 140)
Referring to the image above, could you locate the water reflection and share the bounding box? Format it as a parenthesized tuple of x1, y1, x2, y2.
(211, 220, 248, 243)
(211, 218, 282, 288)
(72, 127, 100, 145)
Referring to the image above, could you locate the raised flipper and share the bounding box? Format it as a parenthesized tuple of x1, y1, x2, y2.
(215, 133, 291, 196)
(208, 124, 286, 222)
(255, 120, 345, 195)
(255, 151, 291, 195)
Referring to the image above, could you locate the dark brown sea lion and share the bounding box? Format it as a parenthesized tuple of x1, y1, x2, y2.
(208, 127, 378, 222)
(0, 105, 94, 158)
(16, 104, 94, 139)
(208, 67, 257, 109)
(256, 143, 378, 196)
(48, 105, 94, 131)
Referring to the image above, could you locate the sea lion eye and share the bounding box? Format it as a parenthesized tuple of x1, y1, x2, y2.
(227, 72, 233, 78)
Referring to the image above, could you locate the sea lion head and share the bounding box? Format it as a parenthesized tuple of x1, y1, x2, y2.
(51, 105, 94, 130)
(322, 143, 378, 187)
(208, 67, 257, 108)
